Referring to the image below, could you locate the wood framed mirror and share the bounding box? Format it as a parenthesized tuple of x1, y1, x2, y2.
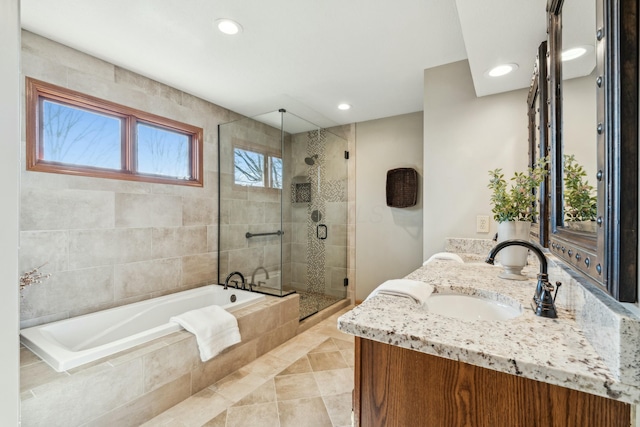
(545, 0, 638, 302)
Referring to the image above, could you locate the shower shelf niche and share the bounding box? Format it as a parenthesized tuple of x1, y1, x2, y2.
(291, 176, 311, 204)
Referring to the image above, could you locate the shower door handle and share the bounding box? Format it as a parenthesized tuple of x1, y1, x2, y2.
(317, 224, 328, 240)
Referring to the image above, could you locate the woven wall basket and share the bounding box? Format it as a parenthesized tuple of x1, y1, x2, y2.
(386, 168, 418, 208)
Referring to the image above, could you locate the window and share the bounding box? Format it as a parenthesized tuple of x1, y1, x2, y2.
(26, 78, 203, 186)
(234, 147, 282, 189)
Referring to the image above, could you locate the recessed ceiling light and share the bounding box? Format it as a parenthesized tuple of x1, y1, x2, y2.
(338, 103, 351, 110)
(485, 63, 519, 78)
(215, 19, 242, 35)
(562, 46, 591, 61)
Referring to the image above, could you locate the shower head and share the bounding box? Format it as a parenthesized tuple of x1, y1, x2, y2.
(304, 155, 318, 165)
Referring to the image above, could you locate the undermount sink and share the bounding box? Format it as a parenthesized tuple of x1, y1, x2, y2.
(424, 292, 523, 321)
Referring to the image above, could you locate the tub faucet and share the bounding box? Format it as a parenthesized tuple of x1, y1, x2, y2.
(485, 239, 561, 318)
(251, 266, 269, 288)
(224, 271, 246, 290)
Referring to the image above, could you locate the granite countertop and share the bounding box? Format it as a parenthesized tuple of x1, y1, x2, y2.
(337, 259, 640, 405)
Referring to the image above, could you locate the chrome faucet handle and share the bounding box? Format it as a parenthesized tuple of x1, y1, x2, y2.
(231, 280, 239, 289)
(257, 280, 266, 287)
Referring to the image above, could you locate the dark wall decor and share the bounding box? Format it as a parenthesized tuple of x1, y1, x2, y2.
(542, 0, 638, 302)
(386, 168, 418, 208)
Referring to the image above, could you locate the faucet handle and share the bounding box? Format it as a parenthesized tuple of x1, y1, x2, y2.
(553, 281, 562, 302)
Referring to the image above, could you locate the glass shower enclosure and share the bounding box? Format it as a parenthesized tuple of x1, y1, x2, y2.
(218, 109, 348, 319)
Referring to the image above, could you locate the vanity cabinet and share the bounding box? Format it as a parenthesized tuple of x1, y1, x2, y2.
(353, 337, 630, 427)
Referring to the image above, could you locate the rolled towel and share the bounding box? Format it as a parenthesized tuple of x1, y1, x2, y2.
(423, 252, 465, 266)
(366, 279, 434, 305)
(171, 305, 241, 362)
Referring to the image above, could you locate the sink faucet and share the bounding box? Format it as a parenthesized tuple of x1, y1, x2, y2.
(485, 239, 561, 318)
(251, 266, 269, 288)
(224, 271, 246, 290)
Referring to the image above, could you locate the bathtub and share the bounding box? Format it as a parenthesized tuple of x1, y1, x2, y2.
(20, 285, 265, 372)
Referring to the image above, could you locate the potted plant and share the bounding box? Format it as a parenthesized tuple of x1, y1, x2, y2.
(563, 154, 597, 232)
(487, 157, 548, 280)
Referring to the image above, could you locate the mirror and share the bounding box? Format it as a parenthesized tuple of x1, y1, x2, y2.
(545, 0, 638, 302)
(561, 0, 597, 231)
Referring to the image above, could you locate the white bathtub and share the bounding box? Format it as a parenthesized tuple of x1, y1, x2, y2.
(20, 285, 266, 372)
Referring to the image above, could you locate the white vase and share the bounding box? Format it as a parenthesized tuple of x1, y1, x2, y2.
(496, 220, 531, 280)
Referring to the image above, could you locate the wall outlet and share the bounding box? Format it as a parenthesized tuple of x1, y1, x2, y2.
(476, 215, 490, 233)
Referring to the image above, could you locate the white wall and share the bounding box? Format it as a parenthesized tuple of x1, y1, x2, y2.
(0, 0, 21, 424)
(355, 112, 423, 300)
(423, 60, 529, 259)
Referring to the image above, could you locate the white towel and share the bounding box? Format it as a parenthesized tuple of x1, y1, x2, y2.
(366, 279, 434, 305)
(423, 252, 465, 265)
(170, 305, 241, 362)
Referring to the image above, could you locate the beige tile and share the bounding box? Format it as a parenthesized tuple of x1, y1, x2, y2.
(19, 230, 69, 273)
(20, 346, 43, 367)
(22, 31, 115, 81)
(21, 187, 114, 231)
(323, 393, 353, 427)
(243, 353, 291, 379)
(313, 368, 354, 397)
(180, 252, 217, 287)
(277, 356, 312, 376)
(152, 226, 207, 259)
(191, 340, 257, 392)
(340, 349, 355, 368)
(308, 351, 349, 372)
(20, 359, 69, 392)
(208, 372, 265, 402)
(274, 372, 320, 401)
(115, 193, 182, 228)
(226, 402, 280, 427)
(332, 338, 353, 350)
(232, 379, 276, 407)
(148, 387, 232, 427)
(269, 332, 328, 363)
(143, 338, 199, 392)
(20, 266, 114, 322)
(277, 396, 333, 427)
(309, 338, 339, 353)
(68, 228, 152, 269)
(182, 196, 216, 226)
(114, 258, 181, 299)
(87, 373, 191, 427)
(200, 410, 227, 427)
(21, 359, 143, 426)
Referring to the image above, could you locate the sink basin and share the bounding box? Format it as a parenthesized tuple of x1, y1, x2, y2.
(424, 293, 522, 321)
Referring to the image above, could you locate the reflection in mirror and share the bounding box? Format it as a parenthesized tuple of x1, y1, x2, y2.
(561, 0, 597, 232)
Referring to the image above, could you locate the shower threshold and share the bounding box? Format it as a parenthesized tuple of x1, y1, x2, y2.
(296, 291, 344, 320)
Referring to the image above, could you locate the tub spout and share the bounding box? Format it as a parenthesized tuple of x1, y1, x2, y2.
(486, 239, 561, 318)
(224, 271, 246, 290)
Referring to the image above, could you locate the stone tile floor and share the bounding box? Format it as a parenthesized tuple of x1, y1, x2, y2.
(144, 307, 355, 427)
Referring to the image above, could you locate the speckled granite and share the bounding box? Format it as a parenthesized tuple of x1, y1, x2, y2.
(338, 258, 640, 405)
(446, 237, 640, 388)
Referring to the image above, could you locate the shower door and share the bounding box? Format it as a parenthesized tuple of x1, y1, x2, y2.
(285, 113, 349, 320)
(218, 110, 348, 319)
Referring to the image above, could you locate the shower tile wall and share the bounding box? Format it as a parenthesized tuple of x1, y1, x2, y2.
(218, 118, 291, 287)
(19, 31, 232, 328)
(290, 129, 348, 299)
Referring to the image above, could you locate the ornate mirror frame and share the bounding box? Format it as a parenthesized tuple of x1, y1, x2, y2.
(528, 41, 550, 247)
(545, 0, 638, 301)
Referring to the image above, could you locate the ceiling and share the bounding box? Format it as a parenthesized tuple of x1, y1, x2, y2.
(21, 0, 588, 130)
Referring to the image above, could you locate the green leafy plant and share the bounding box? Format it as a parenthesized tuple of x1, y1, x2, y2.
(563, 154, 597, 222)
(488, 157, 548, 223)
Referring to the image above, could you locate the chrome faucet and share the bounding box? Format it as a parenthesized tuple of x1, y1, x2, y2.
(251, 266, 269, 288)
(485, 239, 561, 318)
(224, 271, 246, 290)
